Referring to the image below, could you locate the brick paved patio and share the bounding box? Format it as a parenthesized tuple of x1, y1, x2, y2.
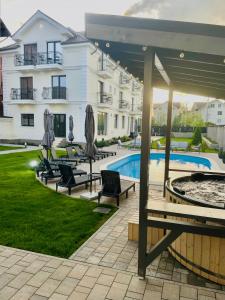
(0, 146, 225, 299)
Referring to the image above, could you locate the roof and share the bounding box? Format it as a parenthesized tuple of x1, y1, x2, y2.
(0, 43, 19, 52)
(62, 33, 89, 45)
(85, 13, 225, 100)
(0, 19, 11, 37)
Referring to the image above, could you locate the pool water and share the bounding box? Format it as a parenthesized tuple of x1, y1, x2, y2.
(108, 153, 211, 182)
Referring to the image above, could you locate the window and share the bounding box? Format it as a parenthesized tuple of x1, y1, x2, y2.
(114, 87, 116, 95)
(98, 81, 104, 102)
(114, 114, 118, 128)
(24, 44, 37, 65)
(47, 41, 62, 64)
(21, 114, 34, 127)
(97, 112, 107, 135)
(122, 116, 125, 129)
(131, 97, 134, 111)
(119, 91, 123, 101)
(218, 104, 222, 108)
(20, 77, 33, 99)
(218, 111, 222, 115)
(52, 75, 66, 99)
(210, 104, 215, 108)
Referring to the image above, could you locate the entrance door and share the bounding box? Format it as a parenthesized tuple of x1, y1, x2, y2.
(24, 44, 37, 65)
(54, 114, 66, 137)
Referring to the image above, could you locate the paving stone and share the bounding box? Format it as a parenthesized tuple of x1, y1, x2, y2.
(198, 289, 216, 297)
(68, 290, 88, 300)
(162, 282, 180, 300)
(8, 271, 32, 289)
(22, 254, 39, 263)
(198, 296, 215, 300)
(93, 207, 111, 214)
(36, 278, 61, 297)
(68, 264, 88, 279)
(25, 260, 46, 274)
(86, 266, 102, 278)
(10, 285, 37, 300)
(45, 259, 62, 269)
(87, 284, 110, 300)
(180, 285, 197, 299)
(79, 275, 97, 288)
(27, 271, 51, 287)
(0, 255, 22, 268)
(6, 264, 24, 275)
(143, 289, 161, 300)
(56, 277, 79, 295)
(30, 295, 48, 300)
(115, 272, 132, 285)
(97, 274, 115, 286)
(75, 285, 91, 294)
(0, 273, 15, 289)
(49, 293, 68, 300)
(107, 282, 128, 300)
(0, 285, 17, 300)
(126, 291, 144, 299)
(51, 265, 72, 281)
(128, 277, 146, 294)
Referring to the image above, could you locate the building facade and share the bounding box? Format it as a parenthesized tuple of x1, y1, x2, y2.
(153, 101, 185, 125)
(0, 11, 143, 144)
(191, 99, 225, 125)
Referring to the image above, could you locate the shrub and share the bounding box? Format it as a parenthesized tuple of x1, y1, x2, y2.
(218, 148, 223, 159)
(222, 152, 225, 164)
(192, 127, 202, 146)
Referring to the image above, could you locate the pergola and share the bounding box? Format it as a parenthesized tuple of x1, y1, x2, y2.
(85, 13, 225, 277)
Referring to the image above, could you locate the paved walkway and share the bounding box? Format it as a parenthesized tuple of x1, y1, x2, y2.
(0, 145, 225, 299)
(0, 144, 38, 155)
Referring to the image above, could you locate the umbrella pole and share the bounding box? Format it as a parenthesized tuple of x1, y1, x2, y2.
(90, 157, 92, 193)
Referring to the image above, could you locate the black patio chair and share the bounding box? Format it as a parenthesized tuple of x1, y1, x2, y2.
(66, 146, 90, 163)
(98, 170, 135, 206)
(76, 144, 106, 159)
(56, 164, 101, 195)
(41, 158, 87, 185)
(50, 147, 79, 166)
(97, 148, 117, 156)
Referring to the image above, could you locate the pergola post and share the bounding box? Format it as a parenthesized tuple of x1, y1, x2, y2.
(163, 88, 173, 196)
(138, 48, 155, 278)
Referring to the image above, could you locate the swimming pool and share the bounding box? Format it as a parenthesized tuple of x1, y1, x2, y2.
(107, 153, 212, 181)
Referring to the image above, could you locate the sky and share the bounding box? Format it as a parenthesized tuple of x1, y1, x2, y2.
(1, 0, 222, 106)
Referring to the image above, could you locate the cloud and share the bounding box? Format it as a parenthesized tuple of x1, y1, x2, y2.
(124, 0, 225, 25)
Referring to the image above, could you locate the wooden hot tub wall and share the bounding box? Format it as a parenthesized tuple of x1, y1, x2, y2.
(166, 178, 225, 285)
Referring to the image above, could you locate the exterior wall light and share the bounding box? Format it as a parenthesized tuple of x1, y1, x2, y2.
(180, 52, 185, 58)
(106, 42, 110, 48)
(142, 46, 147, 52)
(94, 42, 99, 47)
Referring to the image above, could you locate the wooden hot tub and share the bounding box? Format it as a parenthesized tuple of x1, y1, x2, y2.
(166, 173, 225, 285)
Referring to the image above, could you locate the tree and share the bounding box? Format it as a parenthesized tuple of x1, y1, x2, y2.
(192, 127, 202, 145)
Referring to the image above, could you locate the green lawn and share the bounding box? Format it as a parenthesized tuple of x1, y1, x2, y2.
(0, 151, 116, 258)
(0, 145, 23, 151)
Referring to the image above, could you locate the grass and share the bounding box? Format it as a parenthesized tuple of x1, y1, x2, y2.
(0, 151, 116, 258)
(0, 145, 23, 151)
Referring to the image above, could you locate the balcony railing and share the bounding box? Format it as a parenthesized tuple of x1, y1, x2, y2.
(98, 92, 113, 105)
(98, 59, 113, 77)
(119, 100, 130, 109)
(42, 87, 67, 100)
(132, 82, 141, 92)
(11, 88, 37, 100)
(15, 51, 63, 66)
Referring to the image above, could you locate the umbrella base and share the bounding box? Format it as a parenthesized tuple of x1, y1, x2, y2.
(80, 192, 98, 200)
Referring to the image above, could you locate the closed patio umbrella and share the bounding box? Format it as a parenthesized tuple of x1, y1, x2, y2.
(49, 114, 55, 145)
(41, 109, 51, 158)
(84, 105, 97, 194)
(68, 115, 74, 144)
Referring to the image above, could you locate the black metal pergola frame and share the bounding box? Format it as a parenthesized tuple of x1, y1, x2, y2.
(85, 13, 225, 277)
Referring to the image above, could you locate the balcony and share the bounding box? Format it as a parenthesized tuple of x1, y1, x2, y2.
(97, 92, 113, 108)
(119, 100, 130, 111)
(14, 52, 63, 72)
(97, 59, 113, 79)
(120, 76, 130, 89)
(132, 82, 141, 94)
(10, 88, 37, 104)
(42, 87, 68, 103)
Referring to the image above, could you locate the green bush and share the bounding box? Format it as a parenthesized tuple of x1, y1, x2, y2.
(222, 152, 225, 164)
(192, 127, 202, 146)
(218, 148, 223, 159)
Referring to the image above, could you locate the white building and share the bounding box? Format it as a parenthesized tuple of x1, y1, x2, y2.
(153, 101, 184, 125)
(0, 10, 143, 144)
(191, 99, 225, 125)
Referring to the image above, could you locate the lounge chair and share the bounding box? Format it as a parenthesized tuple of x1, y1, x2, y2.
(56, 164, 101, 195)
(98, 170, 135, 206)
(66, 146, 90, 162)
(74, 145, 104, 160)
(41, 158, 87, 185)
(156, 141, 165, 150)
(171, 141, 189, 151)
(97, 147, 117, 156)
(191, 144, 201, 152)
(50, 147, 78, 166)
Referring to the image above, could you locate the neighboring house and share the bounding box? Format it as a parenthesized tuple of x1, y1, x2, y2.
(153, 101, 184, 125)
(0, 10, 143, 144)
(191, 99, 225, 125)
